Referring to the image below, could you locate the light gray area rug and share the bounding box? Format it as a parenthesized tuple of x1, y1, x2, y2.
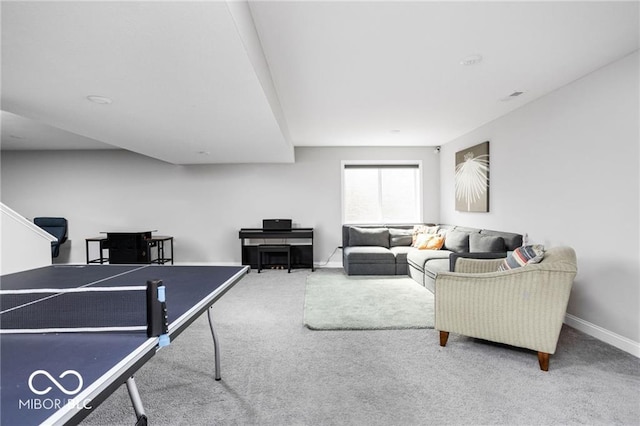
(303, 270, 434, 330)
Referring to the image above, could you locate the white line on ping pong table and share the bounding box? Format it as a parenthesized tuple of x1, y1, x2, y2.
(0, 286, 147, 295)
(0, 265, 152, 315)
(0, 326, 147, 334)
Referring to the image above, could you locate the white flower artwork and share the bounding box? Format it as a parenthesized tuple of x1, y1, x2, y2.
(455, 141, 489, 212)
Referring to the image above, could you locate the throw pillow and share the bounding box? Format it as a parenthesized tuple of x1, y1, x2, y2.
(469, 233, 506, 253)
(443, 230, 470, 252)
(349, 227, 390, 248)
(424, 235, 445, 250)
(413, 225, 439, 235)
(498, 245, 545, 271)
(412, 225, 439, 246)
(389, 228, 413, 247)
(414, 233, 445, 250)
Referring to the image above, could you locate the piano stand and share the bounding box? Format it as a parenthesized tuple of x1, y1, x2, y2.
(257, 245, 291, 273)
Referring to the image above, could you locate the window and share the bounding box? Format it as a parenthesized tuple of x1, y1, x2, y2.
(342, 161, 422, 224)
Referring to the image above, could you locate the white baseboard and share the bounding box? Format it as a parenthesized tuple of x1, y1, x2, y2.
(565, 313, 640, 358)
(173, 261, 345, 269)
(315, 261, 342, 269)
(173, 261, 241, 267)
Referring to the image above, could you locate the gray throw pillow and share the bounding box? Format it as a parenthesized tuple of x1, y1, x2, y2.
(443, 230, 470, 253)
(388, 228, 413, 247)
(469, 233, 506, 253)
(349, 227, 390, 248)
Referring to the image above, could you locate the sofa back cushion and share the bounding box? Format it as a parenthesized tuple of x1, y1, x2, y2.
(469, 233, 506, 253)
(480, 229, 523, 251)
(348, 227, 390, 248)
(388, 228, 413, 247)
(443, 230, 470, 253)
(451, 226, 480, 234)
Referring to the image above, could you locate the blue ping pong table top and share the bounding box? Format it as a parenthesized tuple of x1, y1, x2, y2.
(0, 264, 248, 426)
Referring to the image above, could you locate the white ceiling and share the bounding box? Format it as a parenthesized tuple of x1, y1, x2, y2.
(1, 1, 638, 164)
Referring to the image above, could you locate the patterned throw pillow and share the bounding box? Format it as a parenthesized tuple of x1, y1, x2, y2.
(412, 225, 439, 247)
(498, 245, 545, 271)
(413, 225, 439, 235)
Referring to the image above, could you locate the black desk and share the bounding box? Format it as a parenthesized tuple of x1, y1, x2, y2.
(86, 233, 174, 265)
(239, 228, 314, 271)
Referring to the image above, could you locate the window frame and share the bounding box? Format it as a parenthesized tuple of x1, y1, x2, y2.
(341, 160, 423, 225)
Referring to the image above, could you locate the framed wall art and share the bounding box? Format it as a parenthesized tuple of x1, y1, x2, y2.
(455, 141, 489, 212)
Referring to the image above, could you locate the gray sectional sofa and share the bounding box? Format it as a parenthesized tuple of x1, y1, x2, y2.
(342, 224, 523, 292)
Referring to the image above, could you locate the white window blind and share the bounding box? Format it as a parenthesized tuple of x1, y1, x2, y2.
(342, 162, 422, 224)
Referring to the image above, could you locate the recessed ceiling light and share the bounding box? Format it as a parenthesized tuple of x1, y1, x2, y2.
(390, 129, 401, 134)
(460, 54, 483, 66)
(86, 95, 113, 105)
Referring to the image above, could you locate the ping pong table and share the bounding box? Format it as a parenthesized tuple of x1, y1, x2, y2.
(0, 264, 248, 425)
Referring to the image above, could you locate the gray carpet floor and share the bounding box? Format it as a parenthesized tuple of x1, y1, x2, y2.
(84, 268, 640, 425)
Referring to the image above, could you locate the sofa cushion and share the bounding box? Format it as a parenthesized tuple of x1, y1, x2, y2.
(388, 228, 413, 247)
(349, 227, 390, 248)
(423, 258, 450, 278)
(344, 246, 395, 264)
(498, 245, 545, 271)
(469, 233, 506, 253)
(443, 230, 470, 253)
(407, 249, 453, 270)
(390, 246, 415, 264)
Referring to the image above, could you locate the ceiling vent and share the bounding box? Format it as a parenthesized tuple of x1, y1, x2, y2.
(460, 54, 483, 66)
(500, 91, 525, 102)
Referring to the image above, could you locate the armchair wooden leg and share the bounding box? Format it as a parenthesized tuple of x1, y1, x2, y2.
(439, 331, 449, 347)
(537, 352, 550, 371)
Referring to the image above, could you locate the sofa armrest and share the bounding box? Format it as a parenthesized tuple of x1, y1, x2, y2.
(449, 252, 506, 272)
(434, 267, 576, 354)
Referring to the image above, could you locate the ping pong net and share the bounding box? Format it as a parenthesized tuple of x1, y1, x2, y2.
(0, 279, 170, 347)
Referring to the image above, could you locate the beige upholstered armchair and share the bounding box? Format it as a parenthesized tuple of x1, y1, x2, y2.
(435, 246, 577, 371)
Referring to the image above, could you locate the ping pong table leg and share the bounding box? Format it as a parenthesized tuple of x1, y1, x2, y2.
(207, 307, 222, 381)
(126, 376, 148, 426)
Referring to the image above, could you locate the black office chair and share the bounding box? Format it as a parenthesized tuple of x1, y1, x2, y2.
(34, 217, 68, 258)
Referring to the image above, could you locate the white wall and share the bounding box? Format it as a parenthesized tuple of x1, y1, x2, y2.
(440, 51, 640, 351)
(0, 146, 439, 267)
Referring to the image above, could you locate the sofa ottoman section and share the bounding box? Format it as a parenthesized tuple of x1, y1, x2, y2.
(390, 246, 414, 274)
(343, 246, 396, 275)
